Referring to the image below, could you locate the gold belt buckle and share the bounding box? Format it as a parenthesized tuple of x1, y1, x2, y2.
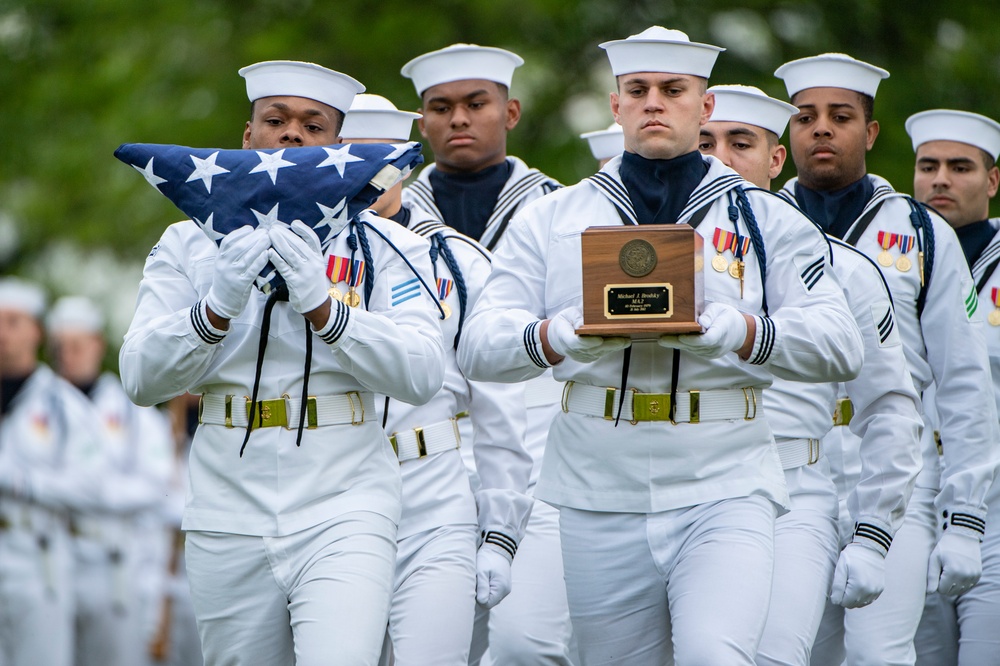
(832, 398, 853, 426)
(450, 417, 462, 449)
(347, 391, 364, 425)
(808, 438, 820, 465)
(246, 398, 287, 428)
(414, 427, 427, 457)
(561, 381, 575, 414)
(632, 393, 672, 422)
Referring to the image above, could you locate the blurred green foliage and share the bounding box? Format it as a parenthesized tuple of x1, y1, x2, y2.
(2, 0, 999, 274)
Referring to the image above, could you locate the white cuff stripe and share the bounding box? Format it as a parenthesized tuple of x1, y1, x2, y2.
(191, 300, 225, 345)
(318, 302, 350, 345)
(749, 315, 774, 365)
(484, 531, 518, 559)
(524, 321, 549, 368)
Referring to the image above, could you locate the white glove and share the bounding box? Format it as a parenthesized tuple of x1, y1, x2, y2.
(475, 545, 514, 609)
(268, 220, 331, 315)
(830, 543, 886, 608)
(658, 302, 748, 359)
(927, 531, 983, 596)
(546, 307, 631, 364)
(205, 225, 271, 320)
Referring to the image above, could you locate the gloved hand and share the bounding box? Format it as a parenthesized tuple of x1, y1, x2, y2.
(268, 221, 331, 315)
(658, 302, 748, 359)
(205, 225, 271, 320)
(546, 306, 631, 364)
(475, 544, 514, 609)
(927, 531, 983, 596)
(830, 543, 886, 608)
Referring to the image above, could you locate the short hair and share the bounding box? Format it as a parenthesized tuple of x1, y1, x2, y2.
(765, 129, 780, 149)
(248, 100, 345, 134)
(980, 148, 997, 171)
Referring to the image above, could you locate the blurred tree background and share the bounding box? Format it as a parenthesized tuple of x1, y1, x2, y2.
(2, 0, 999, 347)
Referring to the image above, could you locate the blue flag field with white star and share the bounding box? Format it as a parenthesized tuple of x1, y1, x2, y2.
(114, 141, 424, 290)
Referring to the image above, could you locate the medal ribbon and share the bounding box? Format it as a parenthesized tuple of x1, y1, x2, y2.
(713, 228, 735, 255)
(437, 278, 453, 300)
(992, 287, 1000, 308)
(326, 256, 365, 286)
(877, 231, 898, 251)
(347, 259, 365, 288)
(898, 235, 915, 254)
(732, 236, 751, 258)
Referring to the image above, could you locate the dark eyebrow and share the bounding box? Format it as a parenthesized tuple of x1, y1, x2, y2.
(260, 101, 327, 118)
(725, 127, 760, 140)
(425, 89, 490, 106)
(622, 76, 686, 87)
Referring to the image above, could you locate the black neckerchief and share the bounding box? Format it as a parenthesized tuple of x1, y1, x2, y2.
(0, 372, 32, 417)
(955, 219, 994, 269)
(74, 379, 98, 400)
(388, 205, 411, 228)
(429, 160, 512, 239)
(619, 150, 708, 225)
(795, 177, 874, 240)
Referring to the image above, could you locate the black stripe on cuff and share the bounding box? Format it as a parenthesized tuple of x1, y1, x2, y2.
(484, 531, 518, 559)
(951, 513, 986, 535)
(854, 522, 893, 552)
(318, 301, 350, 345)
(524, 321, 548, 368)
(749, 315, 774, 365)
(191, 300, 224, 345)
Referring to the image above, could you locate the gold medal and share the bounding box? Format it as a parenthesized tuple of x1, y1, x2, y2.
(729, 259, 744, 280)
(328, 286, 343, 302)
(440, 302, 452, 319)
(712, 255, 729, 272)
(877, 250, 893, 267)
(989, 309, 1000, 326)
(344, 289, 361, 307)
(896, 255, 912, 272)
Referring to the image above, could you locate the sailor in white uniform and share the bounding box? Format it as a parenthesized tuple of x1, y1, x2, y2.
(46, 296, 174, 666)
(906, 109, 1000, 666)
(339, 94, 533, 666)
(458, 27, 864, 665)
(700, 84, 923, 665)
(0, 279, 102, 666)
(580, 122, 625, 169)
(119, 61, 445, 666)
(399, 44, 573, 665)
(776, 54, 999, 666)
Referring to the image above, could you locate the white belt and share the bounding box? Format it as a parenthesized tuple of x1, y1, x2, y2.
(524, 375, 564, 408)
(199, 392, 374, 428)
(775, 437, 821, 470)
(390, 418, 462, 462)
(0, 496, 69, 533)
(561, 382, 759, 423)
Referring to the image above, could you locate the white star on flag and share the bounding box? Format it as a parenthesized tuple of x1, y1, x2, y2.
(315, 199, 350, 244)
(196, 213, 225, 242)
(251, 203, 284, 230)
(317, 145, 364, 177)
(383, 143, 412, 161)
(249, 149, 296, 185)
(186, 151, 230, 193)
(133, 157, 168, 189)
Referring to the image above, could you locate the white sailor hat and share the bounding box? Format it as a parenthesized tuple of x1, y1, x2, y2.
(340, 94, 422, 142)
(46, 296, 105, 335)
(905, 109, 1000, 159)
(599, 26, 724, 79)
(0, 277, 45, 319)
(708, 85, 799, 138)
(239, 60, 365, 113)
(580, 122, 624, 161)
(775, 53, 889, 98)
(401, 44, 524, 96)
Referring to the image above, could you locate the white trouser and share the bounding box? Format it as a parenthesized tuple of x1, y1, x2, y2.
(560, 496, 777, 665)
(74, 537, 145, 666)
(380, 523, 477, 666)
(185, 511, 397, 666)
(811, 486, 937, 666)
(914, 508, 1000, 666)
(0, 526, 74, 666)
(756, 459, 840, 666)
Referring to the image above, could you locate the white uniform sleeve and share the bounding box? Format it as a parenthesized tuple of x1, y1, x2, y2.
(839, 253, 923, 553)
(458, 211, 552, 383)
(313, 229, 445, 405)
(99, 405, 174, 514)
(922, 219, 999, 534)
(23, 385, 103, 513)
(120, 225, 230, 407)
(746, 196, 864, 383)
